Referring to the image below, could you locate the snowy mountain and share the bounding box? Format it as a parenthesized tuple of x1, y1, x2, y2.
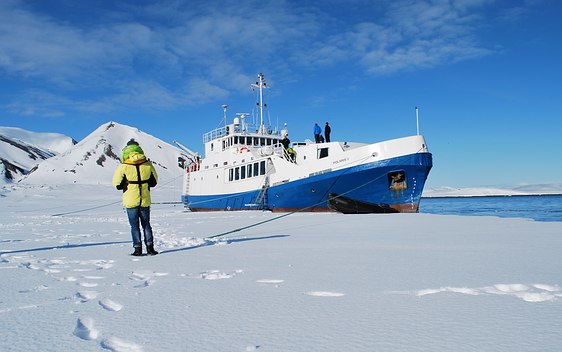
(0, 127, 76, 184)
(19, 121, 188, 185)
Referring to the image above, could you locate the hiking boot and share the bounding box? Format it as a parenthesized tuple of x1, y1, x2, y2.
(146, 244, 159, 256)
(131, 247, 143, 256)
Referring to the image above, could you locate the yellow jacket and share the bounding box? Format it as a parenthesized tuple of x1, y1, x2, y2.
(112, 151, 158, 208)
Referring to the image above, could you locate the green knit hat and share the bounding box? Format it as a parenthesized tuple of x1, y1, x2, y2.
(122, 142, 144, 161)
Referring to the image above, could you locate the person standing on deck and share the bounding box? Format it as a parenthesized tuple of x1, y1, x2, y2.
(281, 134, 291, 150)
(281, 134, 296, 162)
(112, 139, 159, 256)
(324, 122, 331, 142)
(313, 123, 322, 143)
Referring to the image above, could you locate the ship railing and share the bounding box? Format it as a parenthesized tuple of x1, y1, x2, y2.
(204, 124, 282, 143)
(203, 126, 228, 143)
(273, 144, 296, 163)
(186, 160, 201, 173)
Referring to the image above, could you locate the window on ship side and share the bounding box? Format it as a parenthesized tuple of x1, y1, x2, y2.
(317, 148, 329, 159)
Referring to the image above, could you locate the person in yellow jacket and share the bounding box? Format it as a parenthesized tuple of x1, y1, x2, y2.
(112, 139, 159, 256)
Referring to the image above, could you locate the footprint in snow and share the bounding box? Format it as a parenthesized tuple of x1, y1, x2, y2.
(256, 279, 284, 288)
(78, 282, 98, 288)
(414, 283, 562, 303)
(134, 280, 154, 288)
(200, 270, 243, 280)
(99, 298, 123, 312)
(59, 276, 78, 282)
(305, 291, 345, 297)
(256, 279, 284, 284)
(18, 285, 49, 293)
(100, 337, 143, 352)
(21, 262, 41, 271)
(131, 271, 169, 280)
(129, 271, 168, 287)
(95, 261, 114, 270)
(76, 290, 98, 302)
(43, 268, 61, 274)
(73, 317, 99, 340)
(130, 272, 148, 281)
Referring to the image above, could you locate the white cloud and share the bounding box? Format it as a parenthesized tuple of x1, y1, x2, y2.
(0, 0, 533, 115)
(307, 0, 497, 75)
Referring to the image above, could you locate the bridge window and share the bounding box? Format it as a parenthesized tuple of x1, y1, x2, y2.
(234, 167, 240, 181)
(260, 160, 266, 175)
(247, 164, 252, 178)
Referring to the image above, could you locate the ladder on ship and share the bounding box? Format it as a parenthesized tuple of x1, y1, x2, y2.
(182, 172, 191, 210)
(183, 162, 196, 201)
(246, 175, 270, 210)
(255, 175, 270, 209)
(184, 174, 190, 195)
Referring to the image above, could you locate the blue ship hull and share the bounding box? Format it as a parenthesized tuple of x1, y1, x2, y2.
(182, 152, 432, 213)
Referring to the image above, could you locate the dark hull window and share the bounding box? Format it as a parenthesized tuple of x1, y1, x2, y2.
(388, 171, 408, 190)
(317, 148, 329, 159)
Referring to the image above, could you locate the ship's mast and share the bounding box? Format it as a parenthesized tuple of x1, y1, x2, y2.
(415, 106, 420, 136)
(222, 104, 228, 129)
(252, 73, 268, 134)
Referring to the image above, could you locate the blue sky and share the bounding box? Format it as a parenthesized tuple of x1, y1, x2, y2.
(1, 0, 561, 189)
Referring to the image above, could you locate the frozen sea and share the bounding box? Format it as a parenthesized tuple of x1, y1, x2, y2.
(1, 184, 562, 351)
(421, 195, 562, 222)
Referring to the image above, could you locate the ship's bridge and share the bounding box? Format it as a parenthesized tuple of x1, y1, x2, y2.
(203, 121, 285, 157)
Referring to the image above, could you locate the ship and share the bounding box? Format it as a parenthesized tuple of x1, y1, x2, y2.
(180, 73, 432, 214)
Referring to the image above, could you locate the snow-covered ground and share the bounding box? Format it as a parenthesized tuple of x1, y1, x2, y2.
(2, 184, 562, 352)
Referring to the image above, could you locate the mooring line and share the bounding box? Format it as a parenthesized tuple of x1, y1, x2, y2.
(51, 174, 184, 217)
(206, 168, 399, 239)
